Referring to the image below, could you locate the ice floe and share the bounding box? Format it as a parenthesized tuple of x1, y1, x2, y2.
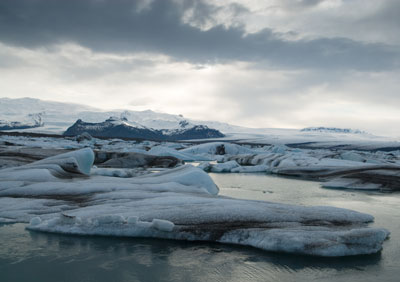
(0, 148, 390, 256)
(1, 133, 399, 190)
(147, 145, 205, 161)
(184, 145, 400, 191)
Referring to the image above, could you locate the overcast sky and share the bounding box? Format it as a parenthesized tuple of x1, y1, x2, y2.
(1, 0, 400, 136)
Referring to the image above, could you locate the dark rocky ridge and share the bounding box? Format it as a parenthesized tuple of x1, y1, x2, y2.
(63, 118, 225, 141)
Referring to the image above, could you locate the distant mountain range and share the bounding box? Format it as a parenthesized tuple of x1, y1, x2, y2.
(0, 97, 244, 134)
(63, 117, 225, 141)
(0, 120, 41, 131)
(1, 97, 391, 144)
(301, 127, 366, 134)
(0, 112, 44, 131)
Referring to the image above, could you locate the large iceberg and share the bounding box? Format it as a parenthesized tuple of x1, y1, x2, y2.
(0, 148, 389, 256)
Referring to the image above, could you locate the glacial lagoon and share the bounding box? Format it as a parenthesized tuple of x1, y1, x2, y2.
(1, 173, 399, 282)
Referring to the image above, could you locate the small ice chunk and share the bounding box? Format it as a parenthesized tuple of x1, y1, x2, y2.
(127, 216, 139, 224)
(210, 160, 240, 172)
(269, 145, 289, 154)
(197, 161, 212, 172)
(30, 217, 42, 226)
(75, 132, 93, 142)
(231, 165, 268, 173)
(340, 152, 365, 163)
(323, 178, 382, 190)
(151, 219, 174, 232)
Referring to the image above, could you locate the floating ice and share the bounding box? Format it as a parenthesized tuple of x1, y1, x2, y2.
(181, 142, 259, 157)
(210, 160, 240, 173)
(29, 217, 42, 226)
(148, 145, 206, 161)
(0, 147, 94, 182)
(231, 164, 269, 173)
(37, 147, 95, 175)
(0, 148, 390, 256)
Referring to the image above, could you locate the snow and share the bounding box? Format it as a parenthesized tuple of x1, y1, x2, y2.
(0, 147, 390, 256)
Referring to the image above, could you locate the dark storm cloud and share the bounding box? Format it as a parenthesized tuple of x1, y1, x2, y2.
(358, 0, 400, 31)
(0, 0, 399, 70)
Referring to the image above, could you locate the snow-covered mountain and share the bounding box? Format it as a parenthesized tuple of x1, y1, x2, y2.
(0, 97, 245, 134)
(301, 127, 366, 134)
(64, 117, 224, 140)
(0, 120, 40, 131)
(0, 97, 397, 147)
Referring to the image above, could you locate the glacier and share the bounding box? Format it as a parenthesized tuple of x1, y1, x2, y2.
(0, 148, 390, 257)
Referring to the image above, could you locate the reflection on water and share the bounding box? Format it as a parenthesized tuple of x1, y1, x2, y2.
(0, 224, 385, 282)
(1, 173, 399, 282)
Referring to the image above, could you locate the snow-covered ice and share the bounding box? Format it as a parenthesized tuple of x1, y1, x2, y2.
(210, 160, 241, 172)
(1, 132, 400, 190)
(148, 145, 206, 161)
(0, 148, 390, 256)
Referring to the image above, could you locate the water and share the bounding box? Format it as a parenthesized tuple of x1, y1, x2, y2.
(1, 173, 399, 282)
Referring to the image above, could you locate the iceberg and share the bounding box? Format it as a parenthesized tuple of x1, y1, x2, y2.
(147, 145, 206, 161)
(0, 148, 390, 256)
(210, 160, 240, 172)
(0, 147, 94, 180)
(180, 142, 259, 157)
(1, 133, 399, 191)
(212, 146, 400, 191)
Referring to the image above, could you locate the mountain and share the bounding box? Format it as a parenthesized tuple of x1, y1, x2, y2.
(63, 117, 225, 141)
(301, 127, 366, 134)
(1, 97, 397, 147)
(0, 111, 44, 130)
(0, 97, 246, 134)
(0, 120, 42, 131)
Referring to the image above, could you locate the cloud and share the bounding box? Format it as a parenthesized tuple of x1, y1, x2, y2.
(2, 42, 400, 136)
(0, 0, 399, 71)
(1, 1, 400, 136)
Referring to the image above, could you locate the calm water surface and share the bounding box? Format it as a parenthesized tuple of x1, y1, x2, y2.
(1, 173, 399, 282)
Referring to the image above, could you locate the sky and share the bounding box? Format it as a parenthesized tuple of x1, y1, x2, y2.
(0, 0, 400, 136)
